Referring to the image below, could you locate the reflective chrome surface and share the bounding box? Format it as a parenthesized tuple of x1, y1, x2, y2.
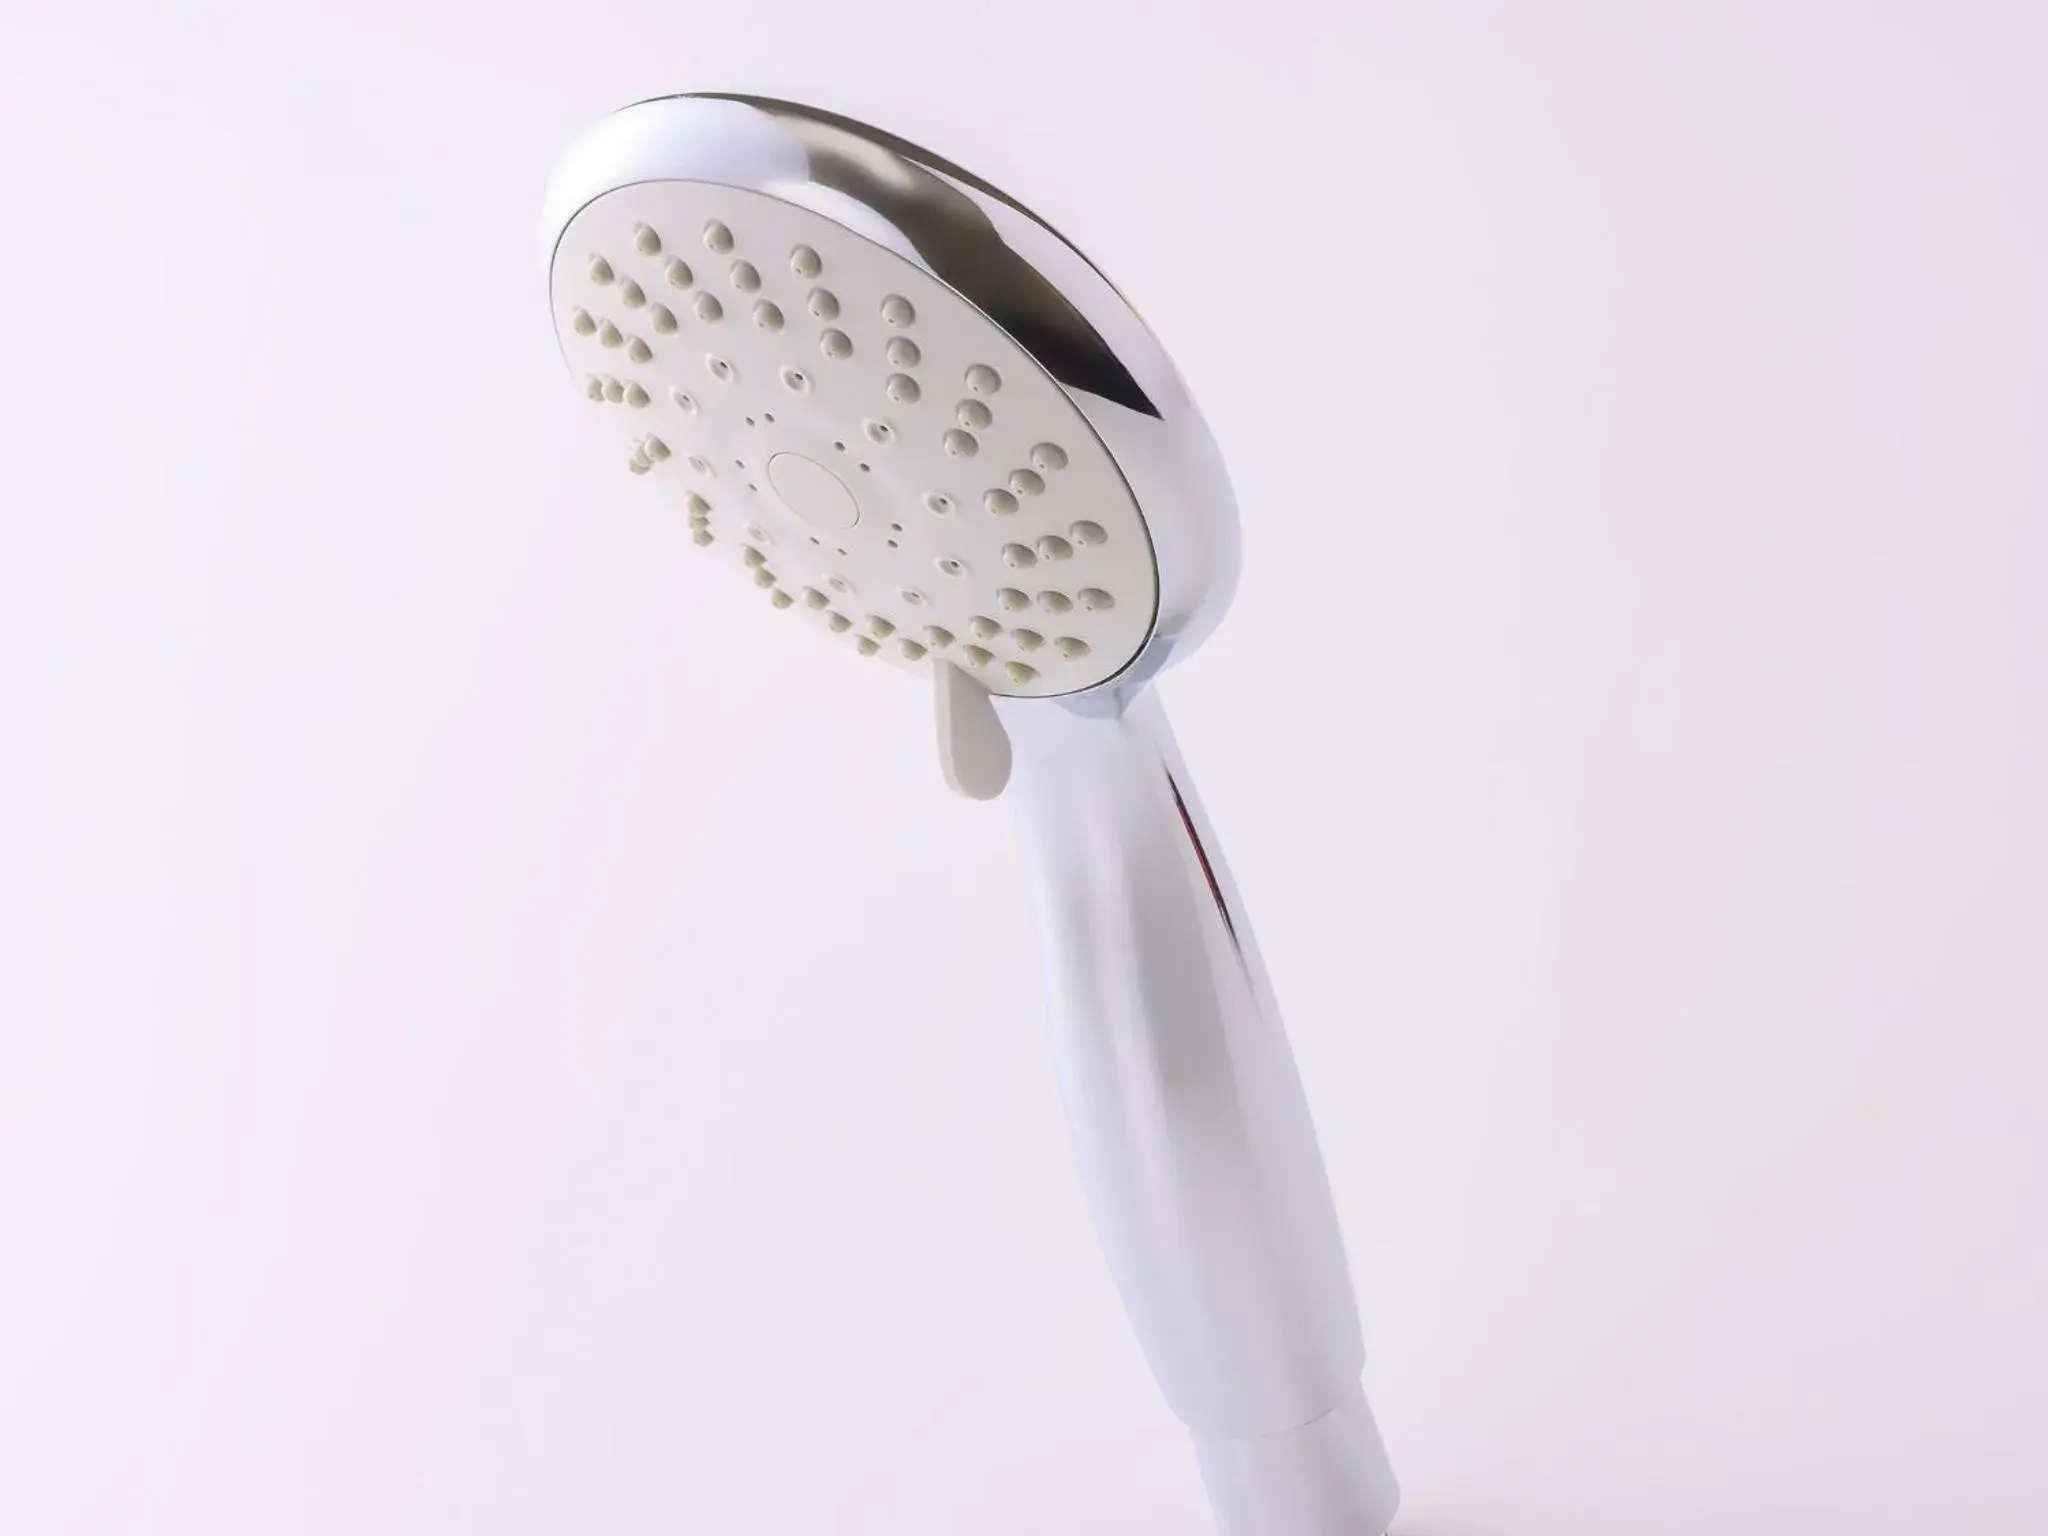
(539, 92, 1241, 692)
(996, 687, 1400, 1533)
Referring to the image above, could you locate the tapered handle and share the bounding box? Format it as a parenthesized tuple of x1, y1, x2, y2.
(995, 685, 1399, 1536)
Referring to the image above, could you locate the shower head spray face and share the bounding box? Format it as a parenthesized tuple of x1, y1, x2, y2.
(554, 185, 1152, 693)
(541, 94, 1239, 706)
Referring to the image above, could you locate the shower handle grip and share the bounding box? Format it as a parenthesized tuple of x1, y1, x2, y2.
(996, 685, 1400, 1536)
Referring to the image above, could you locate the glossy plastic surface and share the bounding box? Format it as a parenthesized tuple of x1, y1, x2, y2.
(999, 687, 1399, 1534)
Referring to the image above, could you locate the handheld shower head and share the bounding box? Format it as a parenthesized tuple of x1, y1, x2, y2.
(540, 94, 1399, 1536)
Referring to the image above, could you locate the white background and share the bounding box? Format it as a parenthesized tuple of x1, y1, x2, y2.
(2, 3, 2043, 1533)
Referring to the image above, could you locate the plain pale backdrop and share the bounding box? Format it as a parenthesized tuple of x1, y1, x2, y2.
(2, 3, 2043, 1533)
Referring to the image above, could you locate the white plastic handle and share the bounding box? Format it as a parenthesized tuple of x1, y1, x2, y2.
(995, 685, 1400, 1536)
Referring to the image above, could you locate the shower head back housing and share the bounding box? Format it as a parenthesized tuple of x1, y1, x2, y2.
(541, 92, 1240, 698)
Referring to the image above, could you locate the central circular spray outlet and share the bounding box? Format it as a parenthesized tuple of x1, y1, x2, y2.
(766, 451, 859, 531)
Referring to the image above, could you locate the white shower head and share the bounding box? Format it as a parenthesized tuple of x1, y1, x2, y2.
(538, 94, 1399, 1536)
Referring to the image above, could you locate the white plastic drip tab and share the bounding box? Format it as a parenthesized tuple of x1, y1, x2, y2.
(934, 658, 1011, 800)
